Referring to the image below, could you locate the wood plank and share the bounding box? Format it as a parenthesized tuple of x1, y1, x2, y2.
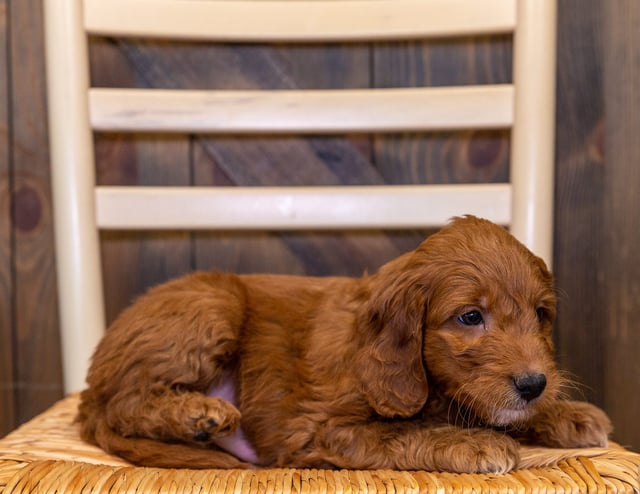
(89, 85, 514, 133)
(97, 137, 193, 324)
(116, 40, 420, 279)
(113, 42, 382, 176)
(90, 38, 193, 325)
(0, 0, 15, 436)
(369, 35, 513, 280)
(371, 37, 511, 186)
(95, 184, 512, 230)
(187, 42, 408, 277)
(10, 0, 63, 423)
(192, 134, 430, 278)
(191, 139, 309, 276)
(553, 0, 606, 407)
(116, 40, 434, 279)
(85, 0, 516, 42)
(602, 0, 640, 451)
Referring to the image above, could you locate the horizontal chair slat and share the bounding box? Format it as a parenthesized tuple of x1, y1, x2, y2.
(90, 85, 514, 133)
(95, 185, 512, 230)
(84, 0, 516, 42)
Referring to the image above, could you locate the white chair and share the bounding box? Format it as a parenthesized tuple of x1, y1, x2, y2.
(45, 0, 557, 395)
(6, 2, 636, 493)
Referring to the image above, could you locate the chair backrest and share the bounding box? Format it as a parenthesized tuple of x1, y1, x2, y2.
(44, 0, 557, 393)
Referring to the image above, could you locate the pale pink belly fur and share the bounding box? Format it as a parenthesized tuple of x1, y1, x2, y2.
(207, 372, 259, 464)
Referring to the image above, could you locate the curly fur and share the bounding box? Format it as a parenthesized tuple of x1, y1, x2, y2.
(77, 216, 612, 473)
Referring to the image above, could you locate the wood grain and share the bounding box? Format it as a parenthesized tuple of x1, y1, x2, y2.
(88, 85, 514, 133)
(602, 0, 640, 451)
(84, 0, 517, 41)
(192, 43, 416, 276)
(553, 0, 606, 407)
(90, 38, 193, 324)
(0, 0, 15, 437)
(98, 136, 193, 324)
(9, 0, 63, 425)
(109, 40, 407, 278)
(369, 38, 511, 290)
(372, 37, 511, 186)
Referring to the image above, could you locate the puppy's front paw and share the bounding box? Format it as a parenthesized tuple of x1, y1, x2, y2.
(431, 430, 520, 474)
(529, 400, 612, 448)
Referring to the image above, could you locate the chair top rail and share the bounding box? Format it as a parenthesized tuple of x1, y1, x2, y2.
(89, 85, 514, 133)
(84, 0, 516, 42)
(95, 184, 512, 230)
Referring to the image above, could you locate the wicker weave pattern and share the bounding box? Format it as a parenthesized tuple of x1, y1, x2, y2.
(1, 395, 639, 494)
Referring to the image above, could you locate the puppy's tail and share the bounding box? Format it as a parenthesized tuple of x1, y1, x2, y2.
(78, 407, 250, 469)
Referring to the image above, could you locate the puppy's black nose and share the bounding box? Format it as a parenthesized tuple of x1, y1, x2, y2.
(513, 373, 547, 402)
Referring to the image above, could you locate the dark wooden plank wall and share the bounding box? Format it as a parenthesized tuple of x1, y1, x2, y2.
(1, 0, 639, 453)
(553, 0, 606, 411)
(4, 0, 63, 428)
(602, 3, 640, 449)
(0, 0, 14, 433)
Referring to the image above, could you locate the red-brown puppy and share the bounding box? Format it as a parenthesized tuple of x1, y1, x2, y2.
(78, 216, 611, 473)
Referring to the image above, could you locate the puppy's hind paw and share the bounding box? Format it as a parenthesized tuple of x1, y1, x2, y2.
(190, 397, 241, 444)
(192, 417, 231, 442)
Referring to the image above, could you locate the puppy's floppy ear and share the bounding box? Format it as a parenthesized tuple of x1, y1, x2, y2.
(355, 254, 430, 418)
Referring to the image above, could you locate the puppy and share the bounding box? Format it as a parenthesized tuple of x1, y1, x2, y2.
(78, 216, 612, 473)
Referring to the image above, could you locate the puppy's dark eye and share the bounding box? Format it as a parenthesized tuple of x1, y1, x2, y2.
(536, 307, 548, 322)
(458, 310, 484, 326)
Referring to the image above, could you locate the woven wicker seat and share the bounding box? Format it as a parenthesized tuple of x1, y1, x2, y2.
(1, 395, 640, 493)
